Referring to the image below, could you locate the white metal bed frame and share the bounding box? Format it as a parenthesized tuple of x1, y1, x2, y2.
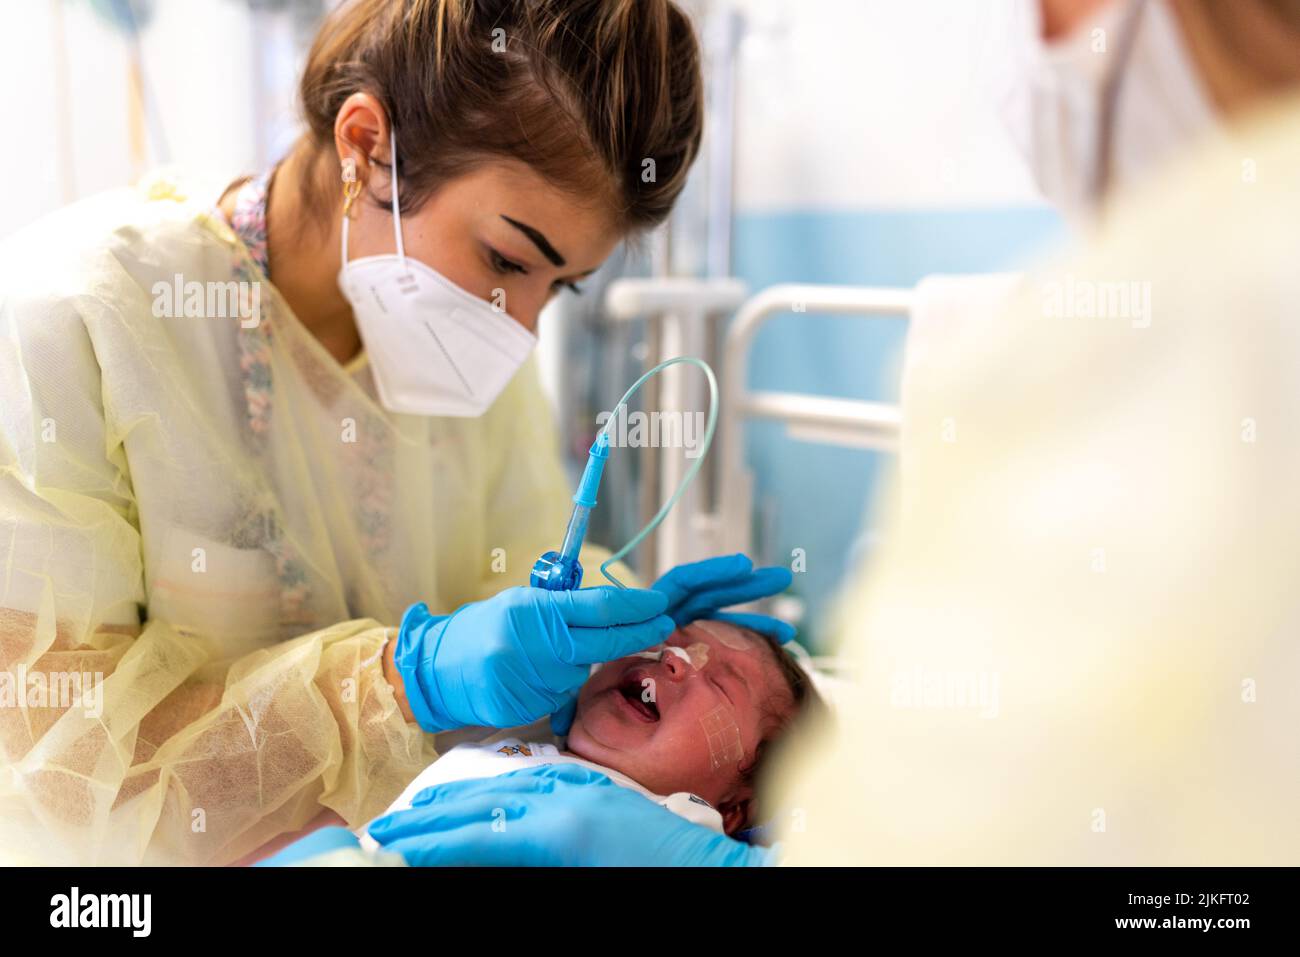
(605, 279, 913, 569)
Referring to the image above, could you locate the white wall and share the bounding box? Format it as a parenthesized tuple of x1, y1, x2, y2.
(5, 0, 307, 238)
(7, 0, 1050, 237)
(729, 0, 1046, 211)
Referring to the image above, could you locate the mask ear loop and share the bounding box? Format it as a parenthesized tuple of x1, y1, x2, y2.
(1092, 0, 1147, 205)
(337, 127, 406, 269)
(388, 126, 406, 267)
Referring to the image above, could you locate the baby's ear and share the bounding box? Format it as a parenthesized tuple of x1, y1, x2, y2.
(718, 795, 753, 836)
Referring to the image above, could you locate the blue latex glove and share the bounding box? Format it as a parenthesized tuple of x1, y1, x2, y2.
(367, 764, 779, 867)
(652, 553, 796, 643)
(394, 586, 673, 733)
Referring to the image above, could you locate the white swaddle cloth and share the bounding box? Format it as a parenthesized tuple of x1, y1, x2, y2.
(358, 733, 723, 851)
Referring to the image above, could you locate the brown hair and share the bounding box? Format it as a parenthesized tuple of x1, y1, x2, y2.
(735, 628, 830, 834)
(1172, 0, 1300, 114)
(294, 0, 704, 232)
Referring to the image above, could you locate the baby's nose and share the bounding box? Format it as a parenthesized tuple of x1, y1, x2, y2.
(660, 646, 691, 681)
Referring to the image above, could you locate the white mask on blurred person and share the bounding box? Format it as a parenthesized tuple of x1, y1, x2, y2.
(1008, 0, 1219, 220)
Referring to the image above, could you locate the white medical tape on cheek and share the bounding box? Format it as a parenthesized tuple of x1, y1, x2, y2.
(699, 704, 745, 771)
(683, 642, 710, 669)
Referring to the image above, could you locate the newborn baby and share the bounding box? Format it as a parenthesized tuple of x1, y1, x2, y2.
(361, 617, 820, 843)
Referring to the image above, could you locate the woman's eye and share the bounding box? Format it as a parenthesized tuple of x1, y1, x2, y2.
(554, 280, 583, 296)
(489, 249, 525, 275)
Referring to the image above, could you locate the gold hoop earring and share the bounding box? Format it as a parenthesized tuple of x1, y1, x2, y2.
(340, 158, 361, 219)
(342, 180, 362, 219)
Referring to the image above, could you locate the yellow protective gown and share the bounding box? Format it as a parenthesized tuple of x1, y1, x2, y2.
(0, 171, 594, 865)
(772, 98, 1300, 864)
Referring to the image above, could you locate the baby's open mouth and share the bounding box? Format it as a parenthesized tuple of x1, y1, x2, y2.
(618, 670, 660, 723)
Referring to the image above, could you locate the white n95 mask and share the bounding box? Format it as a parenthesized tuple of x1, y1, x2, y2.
(337, 130, 537, 417)
(1007, 0, 1218, 221)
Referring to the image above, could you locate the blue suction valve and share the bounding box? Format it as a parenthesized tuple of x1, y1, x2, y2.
(530, 432, 610, 591)
(573, 431, 610, 508)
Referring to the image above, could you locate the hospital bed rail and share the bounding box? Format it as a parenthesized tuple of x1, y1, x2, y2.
(713, 283, 913, 558)
(603, 279, 914, 567)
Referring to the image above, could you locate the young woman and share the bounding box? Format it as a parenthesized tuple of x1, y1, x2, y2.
(0, 0, 792, 865)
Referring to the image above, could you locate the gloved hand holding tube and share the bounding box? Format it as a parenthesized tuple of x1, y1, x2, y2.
(391, 585, 675, 732)
(389, 553, 796, 736)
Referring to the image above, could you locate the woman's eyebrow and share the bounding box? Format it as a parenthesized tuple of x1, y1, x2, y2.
(500, 215, 566, 267)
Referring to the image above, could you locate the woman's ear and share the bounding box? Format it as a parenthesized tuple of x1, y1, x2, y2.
(333, 91, 391, 175)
